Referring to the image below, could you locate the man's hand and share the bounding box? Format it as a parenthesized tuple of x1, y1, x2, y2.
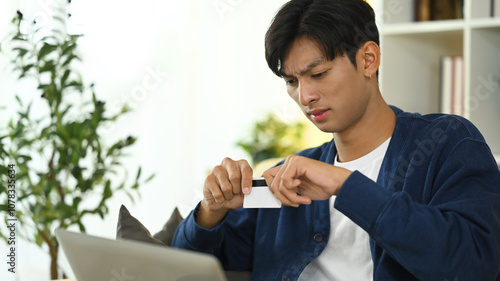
(263, 155, 351, 207)
(197, 158, 253, 229)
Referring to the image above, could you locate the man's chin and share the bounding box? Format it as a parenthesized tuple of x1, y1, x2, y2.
(312, 123, 337, 134)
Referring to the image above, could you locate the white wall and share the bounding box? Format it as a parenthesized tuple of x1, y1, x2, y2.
(1, 0, 333, 280)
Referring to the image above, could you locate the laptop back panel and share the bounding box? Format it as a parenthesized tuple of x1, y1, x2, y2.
(56, 228, 227, 281)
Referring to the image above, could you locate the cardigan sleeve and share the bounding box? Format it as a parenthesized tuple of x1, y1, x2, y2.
(172, 202, 257, 271)
(335, 138, 500, 281)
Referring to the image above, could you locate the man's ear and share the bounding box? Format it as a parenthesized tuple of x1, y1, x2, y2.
(359, 41, 380, 78)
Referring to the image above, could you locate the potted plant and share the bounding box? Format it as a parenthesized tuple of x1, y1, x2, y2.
(0, 5, 153, 279)
(237, 113, 306, 167)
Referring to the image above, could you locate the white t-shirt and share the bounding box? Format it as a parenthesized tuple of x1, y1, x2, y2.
(298, 138, 391, 281)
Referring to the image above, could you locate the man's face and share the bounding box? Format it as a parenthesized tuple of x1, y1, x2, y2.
(281, 37, 372, 134)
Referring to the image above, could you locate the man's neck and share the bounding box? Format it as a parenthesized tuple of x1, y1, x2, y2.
(334, 97, 396, 163)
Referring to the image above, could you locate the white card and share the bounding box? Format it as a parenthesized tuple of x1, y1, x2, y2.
(243, 178, 282, 208)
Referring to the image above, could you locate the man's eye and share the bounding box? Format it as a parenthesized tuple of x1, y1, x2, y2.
(312, 71, 326, 78)
(285, 79, 297, 86)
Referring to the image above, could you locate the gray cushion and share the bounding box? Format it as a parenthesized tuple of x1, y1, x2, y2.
(153, 207, 183, 246)
(116, 204, 165, 246)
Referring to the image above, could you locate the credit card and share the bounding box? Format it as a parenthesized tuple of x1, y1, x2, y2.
(243, 177, 282, 208)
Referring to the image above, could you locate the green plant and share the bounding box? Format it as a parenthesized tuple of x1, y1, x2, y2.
(0, 7, 153, 279)
(237, 113, 306, 166)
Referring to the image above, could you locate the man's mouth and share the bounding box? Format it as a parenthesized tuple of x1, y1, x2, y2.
(308, 109, 330, 122)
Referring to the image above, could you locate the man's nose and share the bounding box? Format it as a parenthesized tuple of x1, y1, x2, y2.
(298, 80, 320, 106)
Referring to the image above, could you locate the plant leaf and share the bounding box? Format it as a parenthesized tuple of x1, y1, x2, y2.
(144, 173, 155, 183)
(135, 166, 142, 180)
(61, 69, 70, 86)
(13, 47, 28, 57)
(38, 43, 57, 60)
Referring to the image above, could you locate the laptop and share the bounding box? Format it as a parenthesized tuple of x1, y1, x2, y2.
(55, 228, 227, 281)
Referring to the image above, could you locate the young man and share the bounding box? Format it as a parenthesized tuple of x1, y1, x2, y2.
(172, 0, 500, 280)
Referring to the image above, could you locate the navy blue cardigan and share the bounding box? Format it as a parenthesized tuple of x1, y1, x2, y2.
(173, 107, 500, 281)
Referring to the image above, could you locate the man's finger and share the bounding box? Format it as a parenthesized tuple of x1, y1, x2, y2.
(213, 164, 234, 201)
(240, 161, 253, 195)
(263, 165, 281, 194)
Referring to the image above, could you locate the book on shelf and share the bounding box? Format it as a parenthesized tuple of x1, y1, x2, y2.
(493, 0, 500, 17)
(415, 0, 463, 22)
(415, 0, 431, 21)
(440, 55, 468, 118)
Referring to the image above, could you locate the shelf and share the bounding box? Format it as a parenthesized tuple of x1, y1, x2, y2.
(378, 0, 500, 158)
(380, 30, 463, 115)
(469, 17, 500, 29)
(381, 18, 500, 35)
(380, 20, 465, 36)
(468, 27, 500, 157)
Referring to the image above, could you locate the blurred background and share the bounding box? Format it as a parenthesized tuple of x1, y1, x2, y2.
(0, 0, 340, 279)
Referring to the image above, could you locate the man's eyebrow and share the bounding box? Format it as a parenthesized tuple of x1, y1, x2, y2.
(280, 57, 327, 78)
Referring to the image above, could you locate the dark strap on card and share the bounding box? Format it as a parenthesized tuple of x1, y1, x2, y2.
(252, 178, 267, 187)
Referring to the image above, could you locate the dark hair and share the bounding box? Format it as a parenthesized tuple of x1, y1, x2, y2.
(265, 0, 379, 77)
